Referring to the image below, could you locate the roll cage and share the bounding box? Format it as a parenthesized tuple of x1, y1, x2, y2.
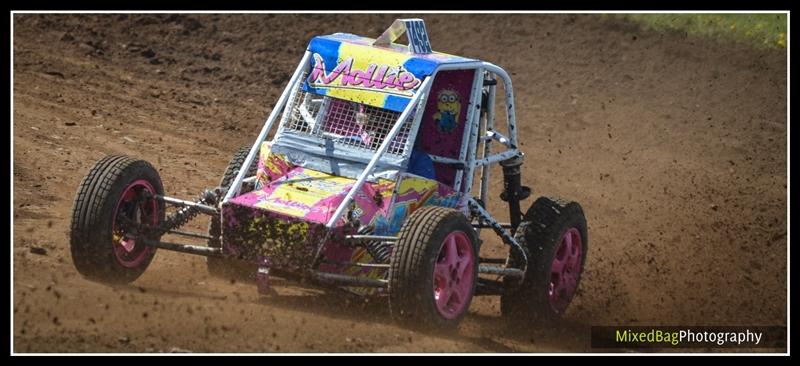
(222, 53, 523, 229)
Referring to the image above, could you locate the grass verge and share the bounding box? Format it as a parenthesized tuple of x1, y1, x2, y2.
(617, 13, 787, 49)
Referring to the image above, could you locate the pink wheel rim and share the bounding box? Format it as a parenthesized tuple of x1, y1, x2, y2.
(548, 227, 583, 314)
(433, 231, 474, 320)
(112, 179, 158, 268)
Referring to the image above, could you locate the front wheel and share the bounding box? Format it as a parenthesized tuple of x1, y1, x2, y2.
(70, 155, 165, 284)
(388, 206, 478, 329)
(501, 196, 588, 324)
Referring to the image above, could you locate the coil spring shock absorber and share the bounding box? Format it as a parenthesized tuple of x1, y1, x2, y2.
(358, 225, 392, 263)
(147, 190, 218, 238)
(499, 155, 531, 234)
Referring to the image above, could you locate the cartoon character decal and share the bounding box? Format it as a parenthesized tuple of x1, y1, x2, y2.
(433, 89, 461, 133)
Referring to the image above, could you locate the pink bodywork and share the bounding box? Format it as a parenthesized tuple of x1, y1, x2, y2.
(221, 142, 464, 295)
(220, 69, 474, 295)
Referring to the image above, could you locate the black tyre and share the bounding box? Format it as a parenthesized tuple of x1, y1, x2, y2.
(389, 206, 479, 329)
(70, 155, 165, 284)
(501, 196, 588, 324)
(206, 145, 259, 280)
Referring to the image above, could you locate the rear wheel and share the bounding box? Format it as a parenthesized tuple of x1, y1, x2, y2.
(501, 196, 588, 324)
(70, 155, 165, 284)
(206, 145, 258, 280)
(389, 206, 478, 329)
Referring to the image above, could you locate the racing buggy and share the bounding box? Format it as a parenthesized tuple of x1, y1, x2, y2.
(70, 19, 588, 328)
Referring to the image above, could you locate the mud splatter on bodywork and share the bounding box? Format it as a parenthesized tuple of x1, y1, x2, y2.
(222, 142, 465, 294)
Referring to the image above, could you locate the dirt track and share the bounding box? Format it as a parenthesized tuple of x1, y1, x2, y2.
(12, 14, 787, 353)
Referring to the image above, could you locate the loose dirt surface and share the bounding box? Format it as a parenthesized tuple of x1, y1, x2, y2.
(12, 14, 787, 353)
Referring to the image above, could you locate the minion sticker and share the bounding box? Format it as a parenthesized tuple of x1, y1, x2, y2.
(433, 89, 461, 133)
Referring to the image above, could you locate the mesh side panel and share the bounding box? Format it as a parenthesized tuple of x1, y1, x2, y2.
(281, 73, 415, 156)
